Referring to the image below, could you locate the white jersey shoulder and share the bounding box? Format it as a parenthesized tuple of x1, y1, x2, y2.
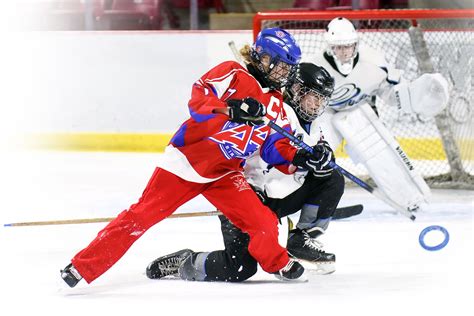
(358, 45, 387, 66)
(305, 45, 402, 111)
(244, 103, 320, 198)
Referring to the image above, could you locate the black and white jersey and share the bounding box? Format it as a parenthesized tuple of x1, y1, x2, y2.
(244, 103, 322, 198)
(306, 46, 402, 112)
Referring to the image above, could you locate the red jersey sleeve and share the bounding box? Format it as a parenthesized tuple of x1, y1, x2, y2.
(187, 61, 245, 122)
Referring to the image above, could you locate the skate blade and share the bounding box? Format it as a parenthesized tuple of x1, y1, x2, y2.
(274, 273, 309, 283)
(299, 260, 336, 275)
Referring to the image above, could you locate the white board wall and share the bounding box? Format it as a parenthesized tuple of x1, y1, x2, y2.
(3, 31, 253, 135)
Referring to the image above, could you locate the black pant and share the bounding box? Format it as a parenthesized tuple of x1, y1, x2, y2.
(202, 170, 345, 282)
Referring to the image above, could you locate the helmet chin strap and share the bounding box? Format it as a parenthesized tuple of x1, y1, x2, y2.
(334, 58, 354, 75)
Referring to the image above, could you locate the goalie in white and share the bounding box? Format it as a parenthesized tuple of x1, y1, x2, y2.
(305, 17, 450, 214)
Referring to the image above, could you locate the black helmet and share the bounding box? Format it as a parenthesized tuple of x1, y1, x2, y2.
(286, 62, 335, 121)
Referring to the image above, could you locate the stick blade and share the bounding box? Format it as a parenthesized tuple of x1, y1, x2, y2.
(332, 204, 364, 220)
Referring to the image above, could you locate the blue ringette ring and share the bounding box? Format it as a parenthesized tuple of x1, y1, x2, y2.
(419, 225, 450, 251)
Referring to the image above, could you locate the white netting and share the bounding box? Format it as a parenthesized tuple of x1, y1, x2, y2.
(257, 11, 473, 189)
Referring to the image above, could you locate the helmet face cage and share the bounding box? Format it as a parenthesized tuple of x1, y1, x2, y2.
(291, 84, 330, 121)
(251, 52, 298, 89)
(286, 62, 335, 121)
(325, 17, 359, 73)
(328, 42, 358, 64)
(251, 28, 302, 89)
(266, 58, 298, 88)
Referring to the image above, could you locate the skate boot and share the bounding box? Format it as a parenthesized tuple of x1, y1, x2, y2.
(60, 263, 83, 288)
(273, 259, 305, 281)
(287, 228, 336, 274)
(146, 249, 194, 279)
(178, 252, 210, 281)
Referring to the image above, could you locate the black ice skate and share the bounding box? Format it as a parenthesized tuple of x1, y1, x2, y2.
(146, 249, 194, 279)
(287, 228, 336, 274)
(60, 263, 83, 288)
(273, 259, 305, 281)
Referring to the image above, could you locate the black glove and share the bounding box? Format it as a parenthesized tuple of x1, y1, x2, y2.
(292, 140, 334, 178)
(249, 184, 268, 205)
(249, 184, 283, 223)
(227, 97, 266, 126)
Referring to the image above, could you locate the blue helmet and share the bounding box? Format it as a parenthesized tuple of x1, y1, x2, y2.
(253, 28, 302, 66)
(251, 28, 302, 89)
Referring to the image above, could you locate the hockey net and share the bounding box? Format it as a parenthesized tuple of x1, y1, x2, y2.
(254, 9, 474, 189)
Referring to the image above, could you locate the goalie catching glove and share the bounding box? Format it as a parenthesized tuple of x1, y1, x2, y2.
(391, 73, 449, 120)
(292, 140, 334, 178)
(227, 97, 266, 126)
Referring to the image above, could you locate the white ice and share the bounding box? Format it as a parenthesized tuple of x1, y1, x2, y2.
(0, 151, 472, 316)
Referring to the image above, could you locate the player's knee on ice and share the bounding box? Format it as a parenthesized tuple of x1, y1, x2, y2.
(179, 215, 258, 282)
(204, 251, 258, 282)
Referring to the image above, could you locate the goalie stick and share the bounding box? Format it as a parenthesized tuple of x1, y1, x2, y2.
(261, 116, 416, 221)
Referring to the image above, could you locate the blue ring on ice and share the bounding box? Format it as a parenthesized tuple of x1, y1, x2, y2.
(419, 225, 449, 251)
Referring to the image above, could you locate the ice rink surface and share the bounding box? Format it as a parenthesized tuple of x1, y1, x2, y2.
(1, 151, 472, 316)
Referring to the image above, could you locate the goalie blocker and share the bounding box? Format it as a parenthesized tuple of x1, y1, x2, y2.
(331, 101, 431, 213)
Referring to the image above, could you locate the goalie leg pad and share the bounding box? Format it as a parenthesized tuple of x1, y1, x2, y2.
(332, 102, 431, 212)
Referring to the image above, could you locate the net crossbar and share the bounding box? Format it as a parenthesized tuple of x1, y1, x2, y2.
(254, 9, 474, 189)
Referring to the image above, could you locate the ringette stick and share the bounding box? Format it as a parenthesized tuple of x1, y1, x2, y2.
(228, 40, 245, 64)
(3, 204, 362, 227)
(3, 210, 222, 227)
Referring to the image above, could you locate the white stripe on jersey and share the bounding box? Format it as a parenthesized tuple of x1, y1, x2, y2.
(157, 145, 237, 183)
(208, 74, 235, 99)
(204, 68, 272, 99)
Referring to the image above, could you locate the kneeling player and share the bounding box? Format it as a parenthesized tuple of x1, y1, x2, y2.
(146, 63, 344, 282)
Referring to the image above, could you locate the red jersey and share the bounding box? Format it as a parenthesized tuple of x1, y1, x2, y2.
(157, 61, 297, 183)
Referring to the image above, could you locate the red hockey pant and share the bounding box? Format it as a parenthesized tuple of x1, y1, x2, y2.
(71, 168, 289, 283)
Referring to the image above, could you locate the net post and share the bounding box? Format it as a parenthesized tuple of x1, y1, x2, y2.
(408, 25, 469, 184)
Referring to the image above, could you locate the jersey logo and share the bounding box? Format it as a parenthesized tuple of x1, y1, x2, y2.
(209, 122, 270, 159)
(230, 174, 251, 191)
(330, 83, 368, 110)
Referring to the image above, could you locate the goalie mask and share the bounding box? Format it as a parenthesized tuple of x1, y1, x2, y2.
(251, 27, 302, 89)
(325, 17, 359, 75)
(286, 63, 335, 122)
